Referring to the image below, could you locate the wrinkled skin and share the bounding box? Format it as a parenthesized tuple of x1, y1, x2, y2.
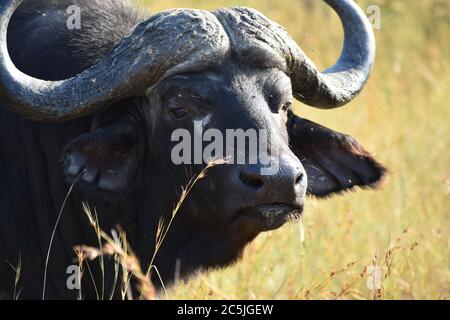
(0, 0, 385, 299)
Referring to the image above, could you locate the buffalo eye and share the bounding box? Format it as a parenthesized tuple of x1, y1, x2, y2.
(171, 107, 190, 119)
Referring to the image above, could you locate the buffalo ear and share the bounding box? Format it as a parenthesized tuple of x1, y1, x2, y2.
(287, 111, 387, 198)
(62, 121, 141, 199)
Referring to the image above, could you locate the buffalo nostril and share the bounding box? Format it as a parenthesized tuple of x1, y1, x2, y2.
(239, 172, 264, 189)
(295, 173, 304, 186)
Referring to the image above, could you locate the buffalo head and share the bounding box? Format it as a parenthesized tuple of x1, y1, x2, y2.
(0, 0, 386, 283)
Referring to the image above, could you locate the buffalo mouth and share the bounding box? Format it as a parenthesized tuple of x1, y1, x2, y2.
(235, 203, 304, 232)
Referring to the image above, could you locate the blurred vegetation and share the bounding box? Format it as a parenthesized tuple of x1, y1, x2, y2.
(131, 0, 449, 299)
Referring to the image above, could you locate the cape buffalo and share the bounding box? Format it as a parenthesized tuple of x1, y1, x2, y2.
(0, 0, 386, 299)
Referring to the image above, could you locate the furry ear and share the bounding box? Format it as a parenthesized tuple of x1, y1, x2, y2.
(62, 121, 141, 199)
(287, 111, 387, 198)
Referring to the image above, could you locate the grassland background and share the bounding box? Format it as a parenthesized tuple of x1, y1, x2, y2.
(133, 0, 449, 299)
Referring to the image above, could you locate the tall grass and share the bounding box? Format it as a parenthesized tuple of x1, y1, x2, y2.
(122, 0, 448, 300)
(74, 160, 228, 300)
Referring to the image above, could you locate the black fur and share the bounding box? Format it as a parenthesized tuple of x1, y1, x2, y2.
(0, 0, 385, 299)
(1, 0, 142, 299)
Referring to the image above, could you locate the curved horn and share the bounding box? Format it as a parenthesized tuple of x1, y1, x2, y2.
(290, 0, 376, 108)
(214, 0, 375, 109)
(0, 0, 229, 122)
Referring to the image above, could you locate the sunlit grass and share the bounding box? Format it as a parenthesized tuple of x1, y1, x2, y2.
(128, 0, 449, 299)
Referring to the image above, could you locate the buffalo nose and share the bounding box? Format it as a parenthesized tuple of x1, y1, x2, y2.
(239, 167, 304, 190)
(238, 156, 306, 202)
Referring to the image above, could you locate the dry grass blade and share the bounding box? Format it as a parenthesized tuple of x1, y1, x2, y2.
(145, 159, 229, 282)
(7, 254, 22, 300)
(42, 170, 85, 300)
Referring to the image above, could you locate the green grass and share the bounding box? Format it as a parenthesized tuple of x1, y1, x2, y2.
(130, 0, 449, 299)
